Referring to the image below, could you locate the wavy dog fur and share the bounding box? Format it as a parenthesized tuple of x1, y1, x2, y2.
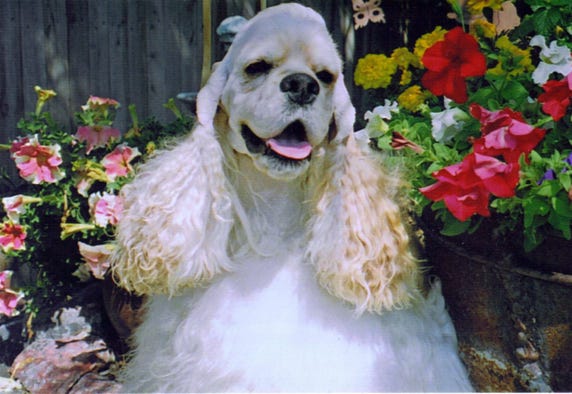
(111, 4, 472, 392)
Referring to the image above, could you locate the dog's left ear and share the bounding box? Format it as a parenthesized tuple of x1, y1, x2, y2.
(307, 75, 421, 314)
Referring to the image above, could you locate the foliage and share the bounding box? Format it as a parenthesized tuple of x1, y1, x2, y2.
(0, 89, 193, 316)
(355, 0, 572, 252)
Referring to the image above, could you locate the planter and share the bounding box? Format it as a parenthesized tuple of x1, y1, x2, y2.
(420, 218, 572, 392)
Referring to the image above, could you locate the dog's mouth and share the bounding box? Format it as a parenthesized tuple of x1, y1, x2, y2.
(241, 121, 312, 162)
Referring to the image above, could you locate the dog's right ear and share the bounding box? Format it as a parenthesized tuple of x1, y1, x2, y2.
(111, 61, 234, 296)
(197, 61, 230, 127)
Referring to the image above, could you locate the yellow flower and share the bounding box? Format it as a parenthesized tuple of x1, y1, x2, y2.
(487, 35, 533, 77)
(399, 69, 413, 86)
(413, 26, 447, 61)
(470, 18, 497, 38)
(34, 86, 57, 115)
(465, 0, 503, 15)
(146, 141, 157, 156)
(389, 47, 421, 85)
(60, 223, 96, 240)
(397, 85, 431, 112)
(354, 54, 397, 89)
(34, 86, 57, 103)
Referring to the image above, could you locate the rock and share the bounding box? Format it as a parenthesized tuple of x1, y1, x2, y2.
(10, 305, 121, 393)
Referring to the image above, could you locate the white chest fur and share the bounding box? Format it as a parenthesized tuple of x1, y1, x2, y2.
(123, 245, 472, 392)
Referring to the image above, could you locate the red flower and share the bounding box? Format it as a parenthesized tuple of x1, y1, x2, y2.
(470, 104, 546, 163)
(421, 27, 486, 103)
(538, 72, 572, 121)
(420, 153, 519, 221)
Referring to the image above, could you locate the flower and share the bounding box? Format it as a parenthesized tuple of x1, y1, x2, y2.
(0, 222, 26, 252)
(81, 96, 120, 112)
(355, 1, 572, 252)
(364, 100, 399, 121)
(2, 195, 42, 222)
(420, 153, 520, 221)
(390, 47, 421, 85)
(538, 72, 572, 121)
(413, 26, 447, 60)
(354, 54, 397, 89)
(88, 192, 123, 227)
(77, 242, 114, 280)
(530, 35, 572, 85)
(10, 135, 65, 184)
(463, 0, 504, 14)
(430, 98, 470, 143)
(397, 85, 431, 112)
(101, 144, 141, 181)
(470, 18, 496, 39)
(470, 104, 546, 164)
(421, 27, 487, 103)
(488, 36, 533, 77)
(34, 86, 57, 115)
(75, 125, 121, 154)
(0, 271, 23, 317)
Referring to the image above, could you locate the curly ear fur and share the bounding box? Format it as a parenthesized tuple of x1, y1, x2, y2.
(307, 77, 421, 314)
(111, 62, 233, 296)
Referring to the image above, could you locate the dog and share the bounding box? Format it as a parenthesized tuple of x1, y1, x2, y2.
(111, 4, 473, 392)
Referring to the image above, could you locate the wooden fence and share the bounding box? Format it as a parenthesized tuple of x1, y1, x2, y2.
(0, 0, 451, 178)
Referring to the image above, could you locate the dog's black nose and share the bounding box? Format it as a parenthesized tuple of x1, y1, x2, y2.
(280, 73, 319, 105)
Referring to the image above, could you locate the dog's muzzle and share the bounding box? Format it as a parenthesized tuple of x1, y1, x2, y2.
(241, 120, 312, 162)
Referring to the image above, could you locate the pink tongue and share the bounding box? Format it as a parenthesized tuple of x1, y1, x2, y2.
(266, 139, 312, 160)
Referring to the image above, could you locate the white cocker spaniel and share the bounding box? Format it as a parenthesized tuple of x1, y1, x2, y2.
(112, 4, 473, 392)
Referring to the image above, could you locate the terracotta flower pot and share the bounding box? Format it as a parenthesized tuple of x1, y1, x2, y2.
(420, 218, 572, 392)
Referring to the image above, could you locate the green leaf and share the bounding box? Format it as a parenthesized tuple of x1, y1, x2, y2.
(501, 80, 529, 105)
(558, 172, 571, 191)
(440, 216, 472, 236)
(537, 180, 561, 197)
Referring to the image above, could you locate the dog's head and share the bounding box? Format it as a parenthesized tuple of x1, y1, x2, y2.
(113, 4, 420, 314)
(198, 4, 353, 180)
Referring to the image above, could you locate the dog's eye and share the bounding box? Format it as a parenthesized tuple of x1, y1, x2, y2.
(245, 60, 273, 76)
(316, 70, 334, 84)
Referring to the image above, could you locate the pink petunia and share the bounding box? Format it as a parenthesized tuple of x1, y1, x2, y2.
(75, 125, 121, 154)
(2, 195, 26, 222)
(0, 271, 23, 317)
(101, 144, 141, 181)
(2, 195, 42, 222)
(81, 96, 120, 112)
(88, 192, 123, 227)
(10, 135, 65, 184)
(77, 242, 113, 280)
(0, 222, 26, 252)
(469, 104, 546, 164)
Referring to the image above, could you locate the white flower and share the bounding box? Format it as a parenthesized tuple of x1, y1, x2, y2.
(430, 98, 469, 143)
(530, 35, 572, 85)
(364, 99, 399, 121)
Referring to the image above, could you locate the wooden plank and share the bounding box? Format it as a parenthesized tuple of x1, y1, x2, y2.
(19, 0, 47, 119)
(108, 0, 131, 130)
(88, 0, 112, 98)
(65, 0, 90, 113)
(145, 0, 169, 120)
(126, 0, 149, 122)
(42, 0, 72, 128)
(0, 1, 24, 178)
